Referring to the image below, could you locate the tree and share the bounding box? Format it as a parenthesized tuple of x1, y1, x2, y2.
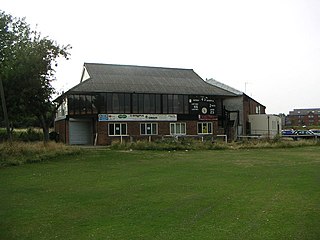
(0, 10, 71, 142)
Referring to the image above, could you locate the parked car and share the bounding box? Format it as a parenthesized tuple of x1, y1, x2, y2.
(281, 129, 295, 136)
(310, 129, 320, 136)
(292, 130, 316, 140)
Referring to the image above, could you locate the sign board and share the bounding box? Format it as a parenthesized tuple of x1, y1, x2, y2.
(189, 96, 216, 115)
(98, 114, 177, 122)
(198, 115, 218, 121)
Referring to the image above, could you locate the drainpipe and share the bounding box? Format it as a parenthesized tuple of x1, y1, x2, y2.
(267, 115, 270, 139)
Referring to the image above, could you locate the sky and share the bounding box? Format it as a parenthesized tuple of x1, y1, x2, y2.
(1, 0, 320, 114)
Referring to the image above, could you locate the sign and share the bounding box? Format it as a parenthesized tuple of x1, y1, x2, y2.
(189, 96, 216, 115)
(198, 115, 218, 121)
(98, 114, 177, 122)
(98, 114, 109, 121)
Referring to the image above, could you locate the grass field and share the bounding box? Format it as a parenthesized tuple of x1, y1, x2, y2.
(1, 147, 319, 239)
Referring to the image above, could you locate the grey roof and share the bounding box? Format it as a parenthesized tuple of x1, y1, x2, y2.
(206, 78, 243, 95)
(67, 63, 236, 96)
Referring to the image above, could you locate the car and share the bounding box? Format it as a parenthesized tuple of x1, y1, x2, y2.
(292, 130, 316, 140)
(310, 129, 320, 136)
(281, 129, 295, 136)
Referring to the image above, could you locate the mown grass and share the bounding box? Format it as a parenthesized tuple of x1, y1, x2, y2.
(0, 147, 319, 239)
(0, 142, 81, 167)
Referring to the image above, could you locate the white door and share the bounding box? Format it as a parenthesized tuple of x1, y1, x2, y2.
(69, 119, 92, 145)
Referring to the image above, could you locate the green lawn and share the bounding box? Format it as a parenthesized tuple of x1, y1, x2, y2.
(1, 147, 319, 239)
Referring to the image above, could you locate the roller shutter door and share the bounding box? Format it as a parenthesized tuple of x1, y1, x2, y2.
(69, 120, 92, 145)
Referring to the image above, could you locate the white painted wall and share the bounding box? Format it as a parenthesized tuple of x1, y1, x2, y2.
(248, 114, 282, 138)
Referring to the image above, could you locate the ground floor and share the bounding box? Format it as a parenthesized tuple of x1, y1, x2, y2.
(54, 114, 222, 145)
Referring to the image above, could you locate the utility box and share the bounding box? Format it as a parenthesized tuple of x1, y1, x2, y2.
(248, 114, 282, 138)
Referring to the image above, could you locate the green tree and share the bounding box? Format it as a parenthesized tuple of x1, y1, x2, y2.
(0, 10, 71, 142)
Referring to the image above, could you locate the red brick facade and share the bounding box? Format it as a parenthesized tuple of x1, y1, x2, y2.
(55, 118, 218, 145)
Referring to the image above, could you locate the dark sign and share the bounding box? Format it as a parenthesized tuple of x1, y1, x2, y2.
(189, 96, 216, 115)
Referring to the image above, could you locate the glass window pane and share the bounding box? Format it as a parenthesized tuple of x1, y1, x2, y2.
(109, 124, 114, 135)
(106, 93, 112, 113)
(168, 95, 174, 113)
(155, 94, 161, 113)
(121, 124, 127, 135)
(198, 123, 202, 134)
(138, 94, 144, 113)
(118, 93, 124, 113)
(184, 95, 189, 114)
(149, 94, 155, 113)
(162, 95, 168, 113)
(173, 95, 179, 113)
(152, 124, 157, 135)
(208, 123, 212, 133)
(68, 96, 75, 115)
(141, 124, 145, 135)
(146, 123, 151, 134)
(115, 123, 121, 135)
(132, 94, 138, 113)
(203, 123, 208, 134)
(144, 94, 150, 113)
(112, 94, 120, 113)
(181, 123, 186, 134)
(124, 93, 131, 113)
(176, 123, 181, 134)
(170, 123, 175, 135)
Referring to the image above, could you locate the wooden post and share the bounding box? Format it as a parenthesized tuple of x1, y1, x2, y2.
(0, 76, 12, 142)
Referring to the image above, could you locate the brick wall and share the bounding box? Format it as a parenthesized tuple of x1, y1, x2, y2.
(54, 119, 67, 143)
(96, 120, 218, 145)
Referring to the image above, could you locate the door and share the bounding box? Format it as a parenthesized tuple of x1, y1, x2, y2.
(69, 119, 93, 145)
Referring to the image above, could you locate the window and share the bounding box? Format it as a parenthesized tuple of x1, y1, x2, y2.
(140, 123, 158, 135)
(197, 122, 213, 134)
(109, 123, 127, 136)
(170, 123, 186, 135)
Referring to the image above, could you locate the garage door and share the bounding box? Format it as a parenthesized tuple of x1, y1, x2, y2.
(69, 120, 93, 145)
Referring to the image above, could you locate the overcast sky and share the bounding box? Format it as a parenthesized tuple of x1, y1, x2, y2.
(2, 0, 320, 114)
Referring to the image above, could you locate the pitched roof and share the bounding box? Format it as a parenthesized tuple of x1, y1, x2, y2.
(67, 63, 236, 96)
(206, 78, 266, 108)
(206, 78, 243, 95)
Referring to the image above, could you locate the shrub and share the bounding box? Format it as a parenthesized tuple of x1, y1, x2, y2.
(0, 141, 81, 167)
(18, 128, 43, 142)
(110, 137, 319, 151)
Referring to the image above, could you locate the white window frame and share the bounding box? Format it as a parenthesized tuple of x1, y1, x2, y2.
(140, 123, 158, 135)
(197, 122, 213, 134)
(108, 123, 127, 136)
(170, 122, 186, 135)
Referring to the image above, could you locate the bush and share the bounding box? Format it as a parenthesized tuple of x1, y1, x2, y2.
(0, 141, 81, 167)
(110, 137, 319, 151)
(18, 128, 43, 142)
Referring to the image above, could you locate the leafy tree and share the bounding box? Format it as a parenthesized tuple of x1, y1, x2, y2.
(0, 10, 71, 142)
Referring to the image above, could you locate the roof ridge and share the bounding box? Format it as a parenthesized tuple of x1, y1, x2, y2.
(84, 62, 194, 71)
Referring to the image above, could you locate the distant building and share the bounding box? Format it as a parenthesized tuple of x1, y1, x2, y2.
(206, 79, 266, 139)
(287, 108, 320, 126)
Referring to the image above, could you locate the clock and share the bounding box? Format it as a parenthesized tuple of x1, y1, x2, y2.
(201, 107, 208, 114)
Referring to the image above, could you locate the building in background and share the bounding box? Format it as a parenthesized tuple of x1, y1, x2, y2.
(54, 63, 236, 145)
(286, 108, 320, 126)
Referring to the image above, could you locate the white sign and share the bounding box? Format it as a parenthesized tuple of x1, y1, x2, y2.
(98, 114, 177, 122)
